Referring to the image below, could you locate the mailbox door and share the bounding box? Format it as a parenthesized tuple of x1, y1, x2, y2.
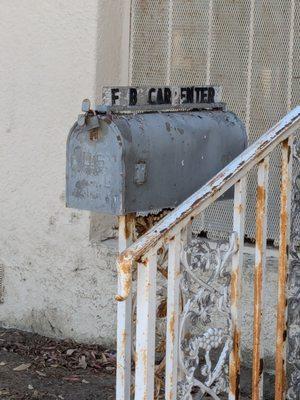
(66, 119, 124, 214)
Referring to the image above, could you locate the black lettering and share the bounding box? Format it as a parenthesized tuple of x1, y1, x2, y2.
(200, 88, 208, 103)
(195, 87, 201, 103)
(129, 88, 137, 106)
(157, 88, 164, 104)
(181, 87, 187, 103)
(186, 86, 194, 103)
(208, 87, 215, 103)
(148, 88, 156, 104)
(164, 88, 172, 104)
(111, 88, 120, 105)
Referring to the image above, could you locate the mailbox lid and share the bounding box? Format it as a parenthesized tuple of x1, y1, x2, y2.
(66, 118, 125, 214)
(112, 110, 247, 213)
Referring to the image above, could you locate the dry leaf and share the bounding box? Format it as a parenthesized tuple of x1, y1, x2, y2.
(36, 370, 47, 377)
(63, 375, 81, 382)
(0, 361, 6, 366)
(78, 355, 87, 369)
(28, 384, 34, 390)
(13, 363, 31, 371)
(66, 349, 76, 356)
(82, 379, 89, 384)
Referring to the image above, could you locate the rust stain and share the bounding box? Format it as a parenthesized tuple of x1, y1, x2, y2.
(169, 313, 175, 342)
(121, 329, 127, 349)
(115, 255, 133, 301)
(230, 269, 238, 307)
(275, 141, 290, 400)
(229, 326, 241, 399)
(125, 213, 135, 239)
(252, 181, 265, 400)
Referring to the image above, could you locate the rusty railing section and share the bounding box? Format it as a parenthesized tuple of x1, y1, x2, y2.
(116, 106, 300, 399)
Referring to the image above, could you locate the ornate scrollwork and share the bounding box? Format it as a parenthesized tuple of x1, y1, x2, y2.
(178, 233, 237, 399)
(286, 139, 300, 399)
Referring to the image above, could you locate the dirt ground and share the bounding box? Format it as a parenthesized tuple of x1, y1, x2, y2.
(0, 328, 275, 400)
(0, 328, 115, 400)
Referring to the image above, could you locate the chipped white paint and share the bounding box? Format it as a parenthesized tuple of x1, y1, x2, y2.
(229, 179, 246, 400)
(165, 233, 181, 400)
(116, 216, 134, 400)
(252, 158, 269, 400)
(275, 137, 294, 399)
(134, 253, 158, 400)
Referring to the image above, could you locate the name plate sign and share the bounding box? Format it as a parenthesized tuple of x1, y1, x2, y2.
(102, 86, 222, 108)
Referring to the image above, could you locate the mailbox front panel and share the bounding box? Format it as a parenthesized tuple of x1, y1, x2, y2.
(66, 121, 124, 214)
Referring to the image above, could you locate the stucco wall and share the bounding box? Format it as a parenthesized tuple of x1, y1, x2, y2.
(0, 0, 130, 346)
(0, 1, 281, 368)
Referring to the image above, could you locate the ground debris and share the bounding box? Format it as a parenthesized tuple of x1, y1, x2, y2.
(0, 328, 115, 399)
(0, 328, 116, 373)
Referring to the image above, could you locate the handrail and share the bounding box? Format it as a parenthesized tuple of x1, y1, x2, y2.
(116, 106, 300, 301)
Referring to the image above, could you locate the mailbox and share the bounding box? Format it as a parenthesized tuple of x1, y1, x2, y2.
(66, 86, 247, 215)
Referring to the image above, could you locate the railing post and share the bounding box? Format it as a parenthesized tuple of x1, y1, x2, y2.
(229, 178, 246, 400)
(275, 137, 293, 399)
(252, 158, 269, 399)
(165, 233, 181, 400)
(116, 215, 135, 400)
(135, 252, 158, 400)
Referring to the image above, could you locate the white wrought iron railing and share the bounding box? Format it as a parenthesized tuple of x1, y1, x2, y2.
(116, 106, 300, 400)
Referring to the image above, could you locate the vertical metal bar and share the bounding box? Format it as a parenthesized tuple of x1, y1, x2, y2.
(165, 233, 181, 400)
(166, 0, 174, 85)
(229, 178, 246, 400)
(206, 0, 213, 85)
(275, 137, 293, 400)
(116, 214, 135, 400)
(177, 221, 192, 383)
(252, 158, 269, 400)
(286, 0, 295, 112)
(134, 252, 157, 400)
(245, 0, 255, 133)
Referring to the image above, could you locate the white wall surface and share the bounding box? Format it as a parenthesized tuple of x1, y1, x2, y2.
(0, 0, 130, 345)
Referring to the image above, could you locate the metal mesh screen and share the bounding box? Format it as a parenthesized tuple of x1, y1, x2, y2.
(130, 0, 299, 241)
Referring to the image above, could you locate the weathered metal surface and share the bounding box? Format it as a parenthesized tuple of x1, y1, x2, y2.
(275, 137, 293, 399)
(178, 233, 237, 399)
(165, 234, 181, 400)
(102, 85, 222, 108)
(116, 106, 300, 301)
(252, 158, 269, 400)
(229, 179, 246, 400)
(134, 253, 158, 400)
(66, 110, 246, 216)
(286, 139, 300, 399)
(116, 215, 135, 400)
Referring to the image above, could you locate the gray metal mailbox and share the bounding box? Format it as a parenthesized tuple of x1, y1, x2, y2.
(66, 86, 247, 215)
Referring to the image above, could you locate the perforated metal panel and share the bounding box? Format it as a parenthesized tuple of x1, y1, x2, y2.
(130, 0, 299, 241)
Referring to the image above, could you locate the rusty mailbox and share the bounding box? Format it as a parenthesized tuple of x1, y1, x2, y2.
(66, 86, 247, 215)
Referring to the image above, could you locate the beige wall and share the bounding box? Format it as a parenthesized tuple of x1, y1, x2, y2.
(0, 0, 130, 345)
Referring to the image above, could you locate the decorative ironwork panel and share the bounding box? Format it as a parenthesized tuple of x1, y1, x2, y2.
(178, 233, 237, 399)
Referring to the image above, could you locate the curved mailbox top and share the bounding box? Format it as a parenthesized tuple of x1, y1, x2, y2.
(66, 110, 247, 215)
